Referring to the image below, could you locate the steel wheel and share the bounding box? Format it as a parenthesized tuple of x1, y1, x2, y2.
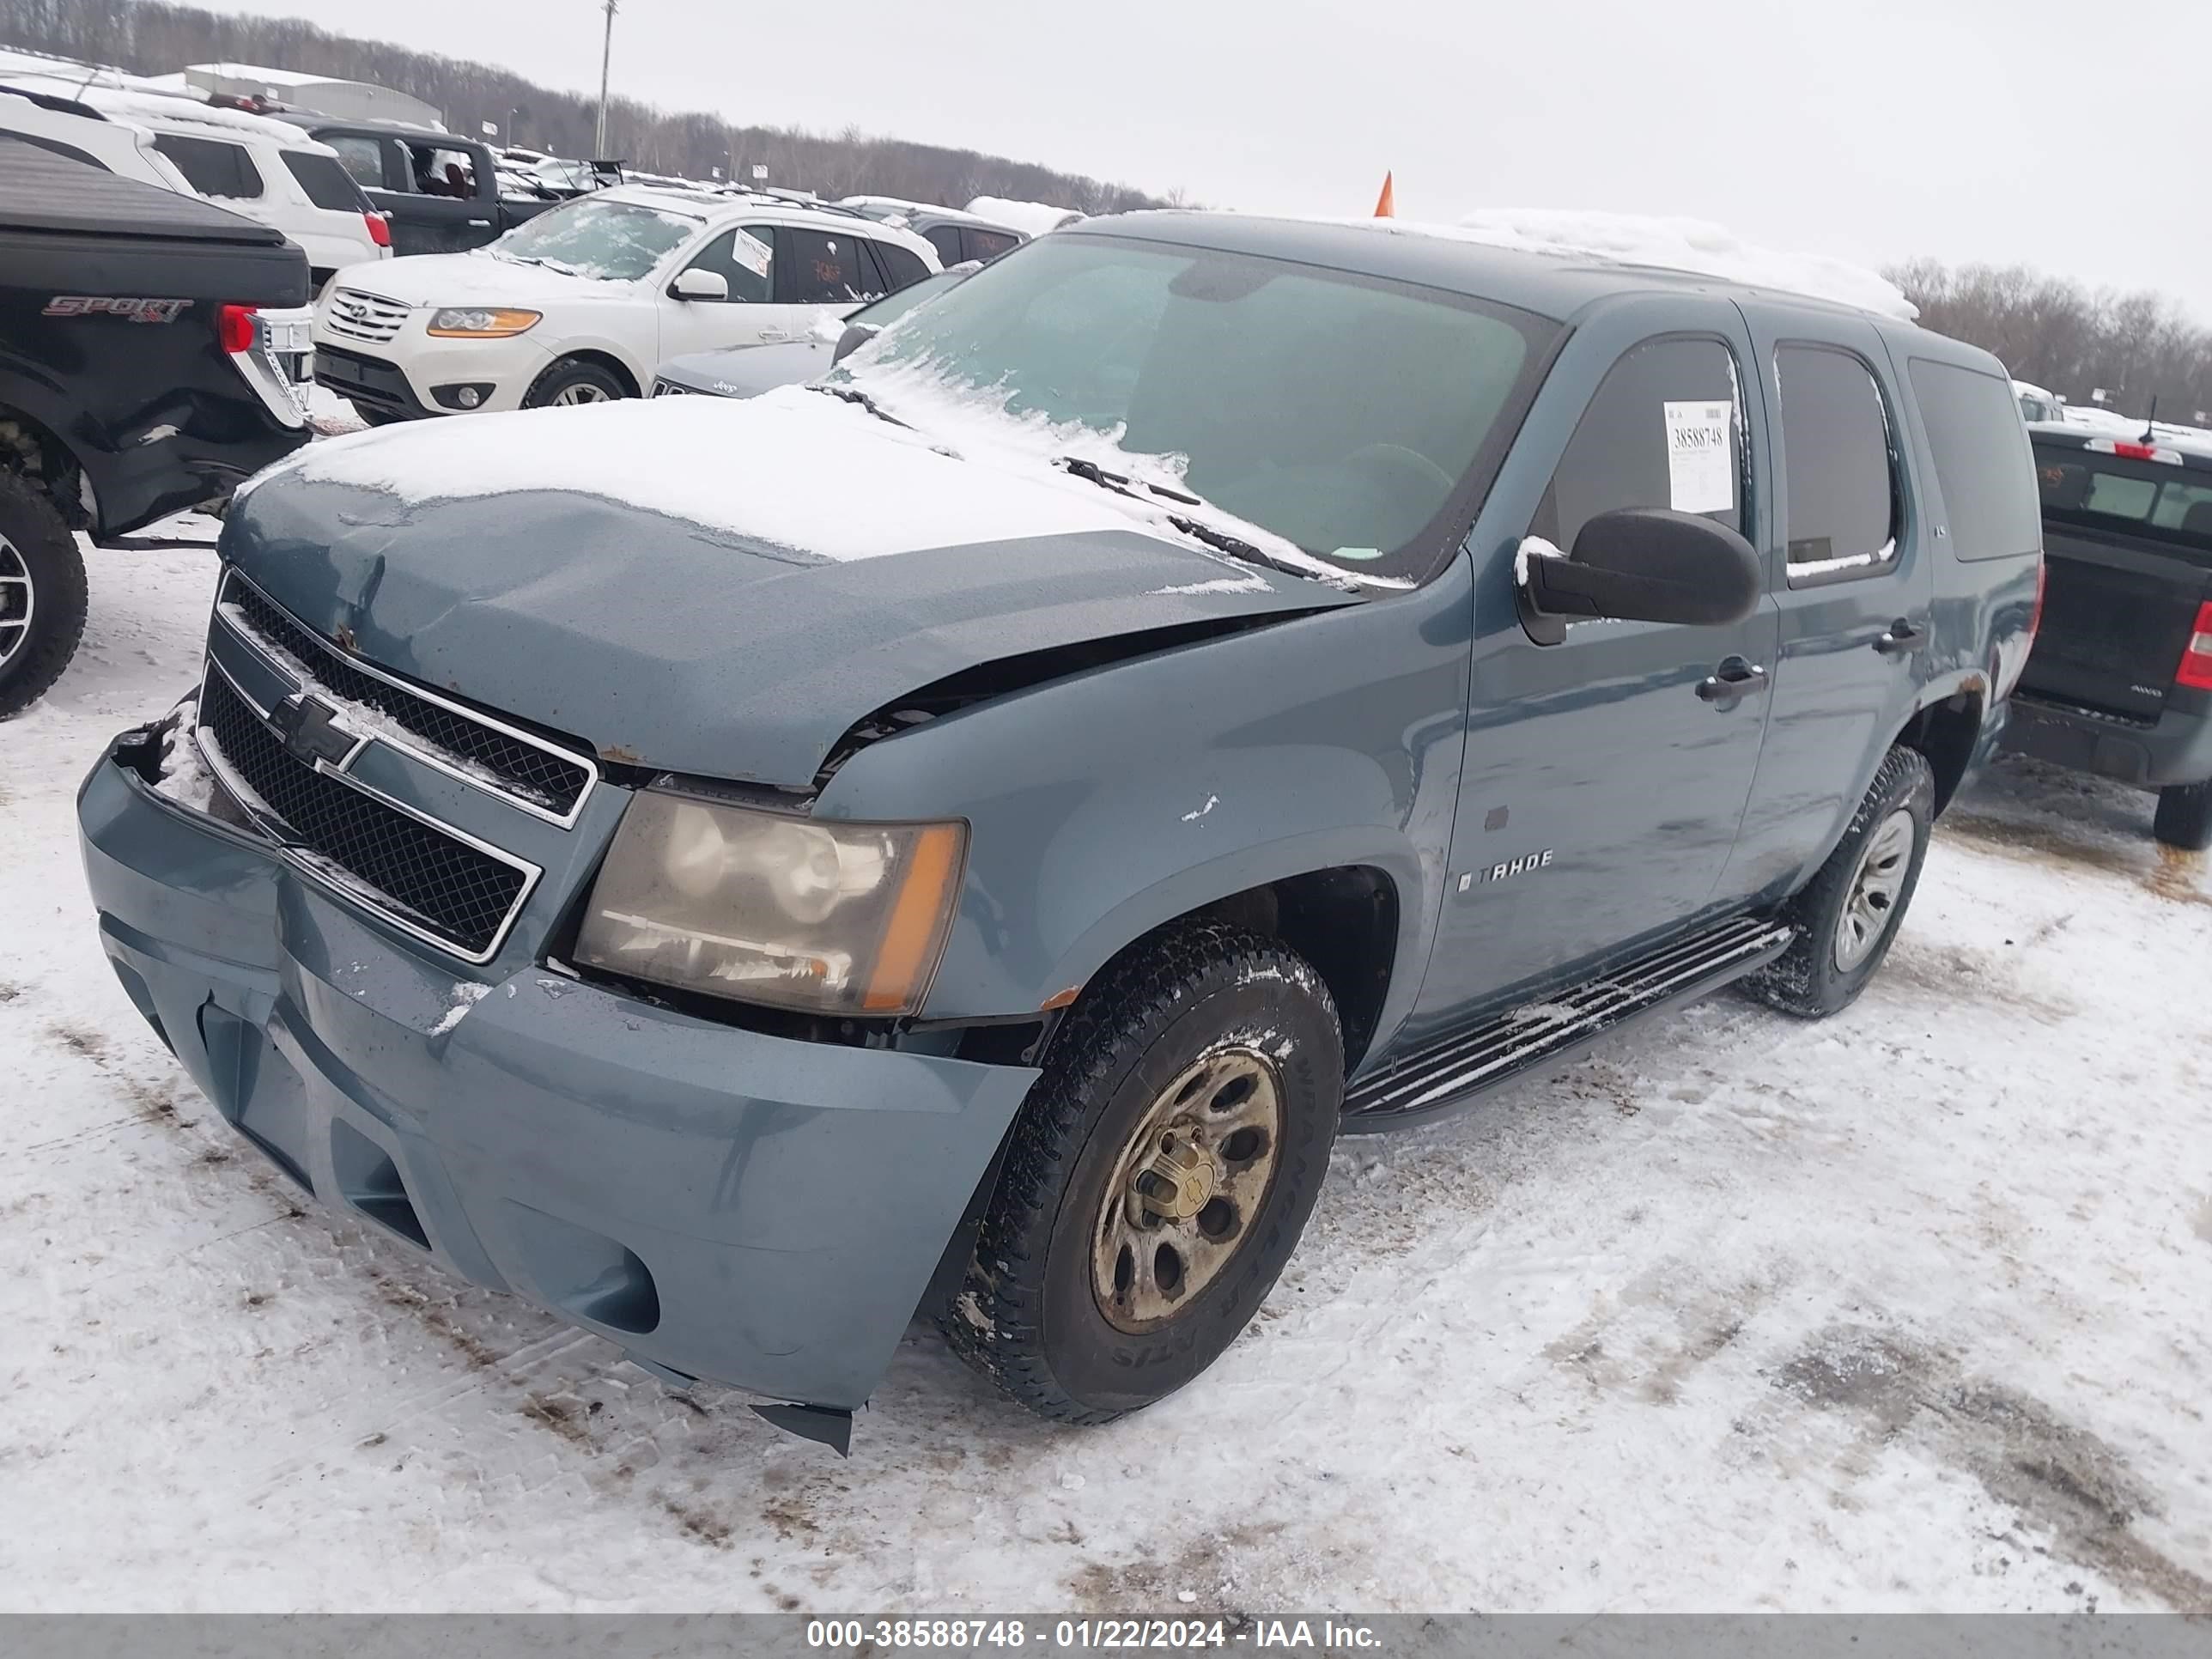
(1833, 807, 1915, 971)
(550, 382, 611, 406)
(0, 532, 33, 672)
(1091, 1045, 1283, 1334)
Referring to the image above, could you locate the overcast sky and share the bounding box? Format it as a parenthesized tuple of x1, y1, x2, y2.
(198, 0, 2208, 306)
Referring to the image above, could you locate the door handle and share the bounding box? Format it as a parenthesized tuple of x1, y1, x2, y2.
(466, 217, 492, 227)
(1873, 619, 1928, 657)
(1696, 657, 1769, 704)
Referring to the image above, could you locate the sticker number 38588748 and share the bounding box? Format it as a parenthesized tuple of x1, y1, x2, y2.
(1662, 399, 1735, 515)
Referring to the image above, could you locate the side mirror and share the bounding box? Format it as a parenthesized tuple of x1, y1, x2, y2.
(671, 268, 729, 301)
(831, 320, 880, 364)
(1523, 507, 1762, 628)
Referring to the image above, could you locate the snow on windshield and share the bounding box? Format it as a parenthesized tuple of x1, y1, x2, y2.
(1361, 210, 1917, 320)
(493, 197, 696, 281)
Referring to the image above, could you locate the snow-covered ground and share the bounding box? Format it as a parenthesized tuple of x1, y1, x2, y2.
(2, 537, 2209, 1614)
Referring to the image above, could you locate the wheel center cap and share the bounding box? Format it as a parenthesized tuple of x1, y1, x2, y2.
(1132, 1133, 1217, 1221)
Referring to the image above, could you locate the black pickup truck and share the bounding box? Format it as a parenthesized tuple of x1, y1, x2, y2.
(2005, 425, 2212, 848)
(273, 117, 562, 258)
(0, 138, 312, 717)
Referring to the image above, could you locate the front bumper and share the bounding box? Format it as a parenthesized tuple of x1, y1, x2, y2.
(2000, 690, 2212, 789)
(77, 720, 1036, 1414)
(310, 331, 550, 418)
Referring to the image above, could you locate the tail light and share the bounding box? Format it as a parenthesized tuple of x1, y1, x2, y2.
(2178, 600, 2212, 691)
(216, 303, 257, 354)
(364, 210, 392, 249)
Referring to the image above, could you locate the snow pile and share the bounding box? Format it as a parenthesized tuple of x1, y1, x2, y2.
(965, 196, 1082, 237)
(149, 716, 218, 815)
(1362, 210, 1917, 319)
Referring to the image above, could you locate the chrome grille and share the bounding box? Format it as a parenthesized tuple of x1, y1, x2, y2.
(321, 288, 411, 344)
(197, 668, 536, 962)
(649, 379, 693, 397)
(216, 570, 596, 823)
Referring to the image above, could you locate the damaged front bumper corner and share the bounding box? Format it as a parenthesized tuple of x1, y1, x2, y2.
(76, 714, 1037, 1444)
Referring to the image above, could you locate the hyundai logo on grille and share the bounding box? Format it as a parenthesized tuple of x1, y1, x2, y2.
(268, 691, 359, 770)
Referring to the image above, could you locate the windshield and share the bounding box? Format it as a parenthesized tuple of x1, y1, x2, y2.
(493, 197, 697, 280)
(835, 234, 1557, 583)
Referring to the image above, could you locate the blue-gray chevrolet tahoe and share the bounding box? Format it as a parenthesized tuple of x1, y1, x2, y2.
(76, 213, 2044, 1450)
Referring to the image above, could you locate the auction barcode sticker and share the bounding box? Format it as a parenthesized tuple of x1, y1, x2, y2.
(1663, 400, 1735, 514)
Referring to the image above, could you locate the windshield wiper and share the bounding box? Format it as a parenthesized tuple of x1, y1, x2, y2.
(1054, 455, 1199, 506)
(1163, 515, 1329, 583)
(811, 382, 910, 429)
(1052, 457, 1335, 585)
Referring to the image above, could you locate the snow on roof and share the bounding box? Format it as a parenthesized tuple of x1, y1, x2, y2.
(1359, 210, 1917, 320)
(185, 61, 330, 88)
(76, 82, 332, 147)
(965, 196, 1081, 236)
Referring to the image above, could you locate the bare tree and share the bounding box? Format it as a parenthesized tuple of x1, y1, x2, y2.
(0, 0, 1170, 215)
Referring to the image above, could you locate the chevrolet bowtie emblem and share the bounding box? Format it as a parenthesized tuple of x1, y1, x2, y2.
(268, 691, 357, 769)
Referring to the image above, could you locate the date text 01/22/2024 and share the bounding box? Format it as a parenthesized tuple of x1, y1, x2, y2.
(802, 1620, 1383, 1650)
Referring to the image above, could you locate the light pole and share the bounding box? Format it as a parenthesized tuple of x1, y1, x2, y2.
(593, 0, 618, 159)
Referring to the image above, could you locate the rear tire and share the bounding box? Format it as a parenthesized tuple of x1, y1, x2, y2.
(2154, 780, 2212, 851)
(941, 920, 1343, 1423)
(522, 358, 629, 410)
(1743, 744, 1934, 1018)
(0, 470, 89, 720)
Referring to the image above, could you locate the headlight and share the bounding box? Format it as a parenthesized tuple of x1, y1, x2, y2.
(426, 307, 542, 337)
(574, 791, 966, 1017)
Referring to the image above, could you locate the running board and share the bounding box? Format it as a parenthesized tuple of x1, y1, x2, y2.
(1343, 915, 1794, 1130)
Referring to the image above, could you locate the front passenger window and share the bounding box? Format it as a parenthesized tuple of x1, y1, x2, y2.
(680, 227, 775, 303)
(1531, 337, 1747, 556)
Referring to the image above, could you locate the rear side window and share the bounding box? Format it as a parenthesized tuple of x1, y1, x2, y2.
(282, 150, 370, 212)
(151, 133, 262, 199)
(1777, 345, 1898, 577)
(1908, 359, 2041, 562)
(775, 227, 867, 305)
(964, 227, 1020, 263)
(870, 239, 929, 290)
(1531, 336, 1747, 556)
(922, 224, 962, 266)
(322, 135, 388, 189)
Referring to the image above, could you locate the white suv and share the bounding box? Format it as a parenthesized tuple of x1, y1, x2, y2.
(313, 186, 939, 421)
(0, 62, 389, 287)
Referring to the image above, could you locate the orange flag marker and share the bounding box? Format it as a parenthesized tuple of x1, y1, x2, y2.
(1373, 171, 1395, 217)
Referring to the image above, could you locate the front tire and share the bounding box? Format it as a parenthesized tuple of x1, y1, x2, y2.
(1743, 744, 1934, 1018)
(350, 403, 406, 428)
(2153, 780, 2212, 852)
(942, 920, 1343, 1423)
(521, 358, 629, 410)
(0, 471, 89, 720)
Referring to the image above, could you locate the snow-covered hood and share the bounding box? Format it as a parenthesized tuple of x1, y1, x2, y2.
(327, 251, 633, 308)
(222, 394, 1357, 784)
